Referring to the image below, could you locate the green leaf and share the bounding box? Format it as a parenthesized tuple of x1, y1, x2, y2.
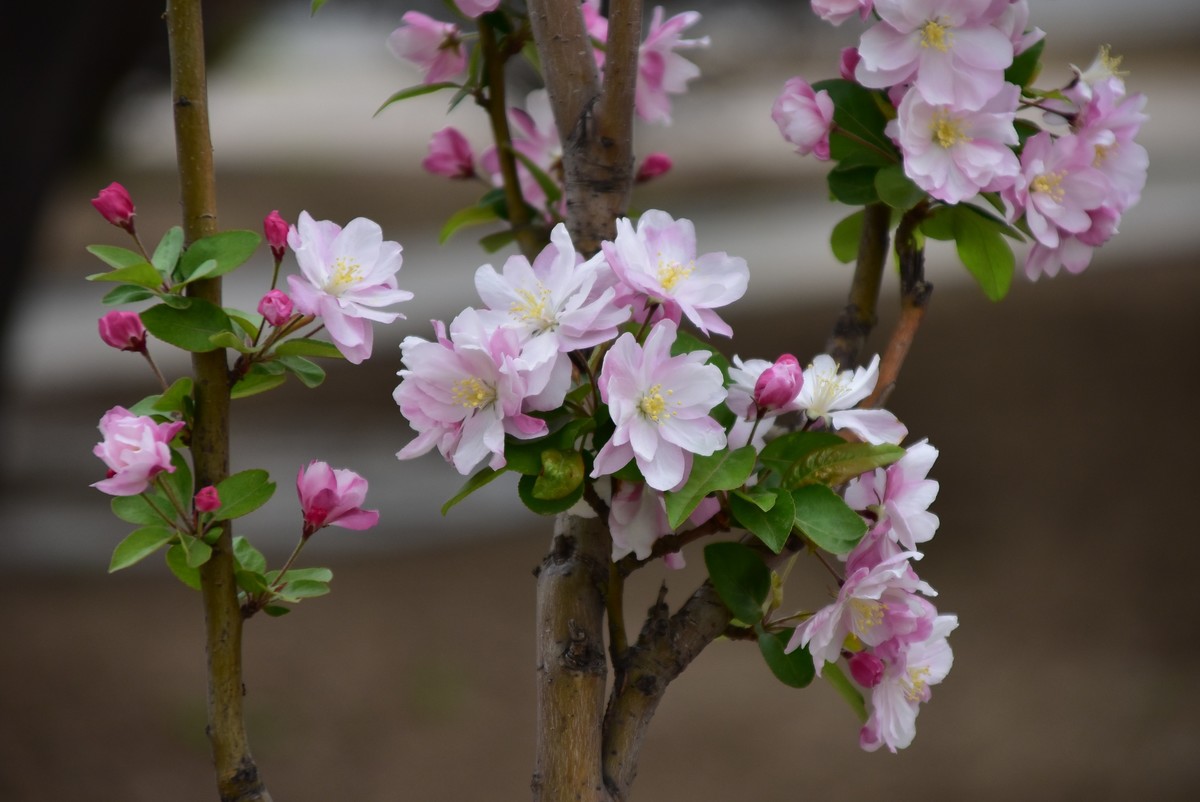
(231, 365, 288, 399)
(226, 308, 263, 338)
(161, 450, 193, 521)
(213, 470, 276, 521)
(830, 210, 864, 264)
(310, 0, 329, 14)
(785, 442, 905, 489)
(165, 544, 201, 590)
(757, 628, 815, 688)
(177, 230, 261, 283)
(109, 526, 175, 572)
(1005, 38, 1045, 88)
(439, 202, 501, 244)
(703, 542, 770, 625)
(791, 485, 868, 555)
(730, 489, 796, 553)
(151, 377, 193, 414)
(235, 570, 270, 595)
(823, 661, 868, 722)
(812, 79, 899, 167)
(953, 206, 1015, 301)
(274, 579, 331, 601)
(279, 567, 333, 584)
(233, 536, 267, 574)
(665, 445, 756, 529)
(532, 449, 585, 501)
(158, 293, 192, 309)
(100, 284, 157, 305)
(479, 228, 518, 253)
(518, 472, 584, 515)
(828, 165, 880, 205)
(263, 605, 292, 617)
(442, 466, 506, 515)
(140, 299, 235, 353)
(208, 331, 253, 354)
(920, 205, 956, 241)
(760, 431, 845, 477)
(874, 164, 925, 211)
(731, 487, 777, 512)
(86, 262, 164, 289)
(178, 259, 219, 284)
(178, 534, 213, 568)
(274, 338, 344, 360)
(151, 226, 184, 276)
(86, 244, 151, 270)
(277, 354, 326, 389)
(111, 493, 174, 526)
(375, 82, 459, 116)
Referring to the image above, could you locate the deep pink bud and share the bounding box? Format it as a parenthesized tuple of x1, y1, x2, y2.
(847, 650, 885, 689)
(635, 152, 673, 184)
(264, 210, 289, 261)
(194, 485, 221, 513)
(296, 460, 380, 537)
(753, 354, 803, 411)
(839, 47, 861, 82)
(91, 182, 136, 232)
(258, 289, 294, 327)
(422, 127, 475, 179)
(98, 311, 147, 353)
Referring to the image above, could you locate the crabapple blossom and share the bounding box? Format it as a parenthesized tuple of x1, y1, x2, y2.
(394, 309, 569, 475)
(98, 311, 147, 353)
(92, 406, 185, 496)
(890, 83, 1021, 204)
(286, 211, 412, 364)
(257, 289, 293, 327)
(772, 78, 835, 161)
(635, 152, 673, 184)
(194, 486, 221, 513)
(1023, 205, 1119, 281)
(796, 354, 907, 445)
(452, 0, 500, 17)
(1002, 132, 1109, 251)
(855, 0, 1014, 111)
(387, 12, 466, 85)
(91, 181, 136, 233)
(811, 0, 873, 27)
(635, 7, 710, 125)
(263, 210, 288, 262)
(482, 90, 562, 212)
(845, 440, 940, 552)
(839, 46, 861, 81)
(591, 320, 727, 492)
(296, 461, 380, 537)
(995, 0, 1044, 56)
(423, 127, 475, 179)
(602, 210, 748, 337)
(609, 481, 719, 563)
(1075, 81, 1148, 213)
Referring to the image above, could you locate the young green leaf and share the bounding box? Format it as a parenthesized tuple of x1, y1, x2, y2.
(151, 377, 194, 415)
(151, 226, 184, 276)
(730, 489, 796, 553)
(140, 299, 236, 353)
(86, 244, 151, 270)
(375, 82, 459, 116)
(179, 533, 213, 569)
(101, 284, 158, 305)
(812, 79, 899, 167)
(177, 230, 261, 282)
(442, 466, 506, 515)
(875, 164, 926, 211)
(703, 541, 771, 625)
(109, 526, 176, 572)
(231, 366, 288, 399)
(111, 493, 174, 527)
(439, 202, 502, 244)
(828, 165, 881, 205)
(532, 449, 585, 501)
(1005, 38, 1045, 88)
(278, 567, 333, 584)
(760, 431, 845, 477)
(86, 262, 164, 289)
(791, 485, 868, 555)
(665, 445, 757, 529)
(518, 472, 584, 516)
(274, 579, 331, 602)
(226, 308, 264, 338)
(274, 338, 344, 360)
(213, 470, 276, 521)
(208, 331, 253, 353)
(785, 442, 905, 489)
(830, 209, 865, 264)
(233, 536, 268, 574)
(757, 628, 815, 688)
(953, 206, 1015, 301)
(165, 544, 202, 590)
(277, 354, 326, 388)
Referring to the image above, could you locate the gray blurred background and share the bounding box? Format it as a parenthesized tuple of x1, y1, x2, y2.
(1, 1, 1198, 800)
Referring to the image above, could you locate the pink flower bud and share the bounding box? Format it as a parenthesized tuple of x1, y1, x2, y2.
(839, 47, 861, 82)
(194, 485, 221, 513)
(422, 127, 475, 179)
(753, 354, 803, 411)
(772, 77, 835, 161)
(264, 210, 289, 261)
(635, 152, 673, 184)
(91, 182, 136, 232)
(98, 311, 147, 353)
(847, 650, 885, 689)
(258, 289, 294, 327)
(297, 461, 380, 537)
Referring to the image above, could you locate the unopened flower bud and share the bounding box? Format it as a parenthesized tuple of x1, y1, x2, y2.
(635, 152, 673, 184)
(772, 77, 835, 161)
(194, 485, 221, 513)
(422, 127, 475, 179)
(847, 650, 885, 689)
(753, 354, 803, 411)
(258, 289, 294, 327)
(839, 47, 861, 82)
(264, 210, 289, 262)
(91, 182, 136, 233)
(98, 311, 147, 353)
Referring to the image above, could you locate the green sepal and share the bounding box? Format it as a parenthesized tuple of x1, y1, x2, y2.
(86, 261, 163, 289)
(830, 209, 864, 264)
(151, 226, 184, 276)
(165, 543, 202, 590)
(109, 525, 176, 572)
(757, 626, 815, 688)
(442, 466, 506, 515)
(213, 469, 275, 521)
(140, 298, 236, 353)
(531, 449, 585, 501)
(176, 230, 261, 283)
(274, 338, 344, 360)
(791, 485, 868, 555)
(729, 489, 796, 554)
(375, 82, 459, 116)
(518, 472, 584, 515)
(277, 354, 326, 388)
(665, 445, 756, 529)
(101, 284, 157, 305)
(823, 661, 868, 722)
(785, 442, 905, 489)
(703, 541, 770, 625)
(231, 364, 288, 399)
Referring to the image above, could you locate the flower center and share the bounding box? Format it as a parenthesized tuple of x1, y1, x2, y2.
(931, 109, 970, 149)
(920, 18, 952, 52)
(639, 383, 676, 423)
(327, 257, 363, 294)
(656, 254, 694, 292)
(1031, 171, 1067, 202)
(451, 377, 496, 410)
(509, 284, 554, 329)
(1092, 143, 1113, 166)
(1097, 44, 1127, 78)
(850, 597, 887, 633)
(806, 365, 849, 418)
(903, 665, 932, 703)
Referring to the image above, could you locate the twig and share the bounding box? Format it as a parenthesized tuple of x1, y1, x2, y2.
(826, 202, 890, 367)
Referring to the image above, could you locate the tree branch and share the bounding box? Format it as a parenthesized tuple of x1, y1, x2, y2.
(826, 202, 890, 367)
(166, 2, 270, 800)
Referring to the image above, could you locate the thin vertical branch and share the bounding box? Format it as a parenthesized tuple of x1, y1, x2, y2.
(826, 202, 890, 367)
(166, 2, 271, 800)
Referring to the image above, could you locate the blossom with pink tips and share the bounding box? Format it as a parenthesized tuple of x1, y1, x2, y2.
(811, 0, 874, 26)
(635, 7, 710, 125)
(602, 210, 748, 338)
(263, 210, 289, 262)
(1075, 81, 1148, 213)
(91, 182, 136, 233)
(423, 127, 475, 179)
(772, 78, 835, 161)
(98, 311, 147, 353)
(194, 486, 221, 513)
(995, 0, 1044, 56)
(1022, 205, 1119, 281)
(609, 481, 719, 563)
(1002, 132, 1109, 251)
(796, 354, 907, 445)
(855, 0, 1014, 111)
(386, 11, 466, 85)
(845, 440, 940, 552)
(296, 461, 380, 538)
(92, 407, 185, 497)
(258, 289, 293, 327)
(286, 212, 412, 364)
(592, 321, 727, 492)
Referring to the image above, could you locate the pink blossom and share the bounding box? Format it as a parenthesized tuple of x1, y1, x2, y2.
(263, 210, 288, 262)
(635, 152, 673, 184)
(194, 486, 221, 513)
(796, 354, 907, 445)
(839, 47, 861, 82)
(811, 0, 874, 26)
(1023, 205, 1119, 281)
(296, 461, 380, 537)
(609, 481, 719, 563)
(1075, 81, 1148, 213)
(257, 289, 293, 328)
(855, 0, 1014, 111)
(845, 440, 940, 552)
(452, 0, 500, 16)
(755, 354, 804, 412)
(592, 320, 728, 492)
(285, 212, 412, 364)
(91, 182, 136, 233)
(98, 311, 147, 353)
(772, 77, 835, 161)
(725, 356, 790, 452)
(423, 127, 475, 179)
(1002, 132, 1109, 250)
(602, 210, 748, 338)
(891, 83, 1021, 204)
(481, 90, 562, 213)
(92, 407, 185, 497)
(995, 0, 1044, 56)
(395, 310, 570, 475)
(386, 11, 466, 85)
(581, 0, 610, 69)
(635, 7, 710, 125)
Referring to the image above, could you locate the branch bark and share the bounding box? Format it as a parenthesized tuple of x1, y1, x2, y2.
(826, 202, 890, 367)
(166, 2, 270, 800)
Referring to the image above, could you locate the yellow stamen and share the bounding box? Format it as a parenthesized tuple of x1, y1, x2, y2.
(656, 253, 694, 292)
(920, 18, 952, 52)
(1031, 171, 1066, 202)
(1092, 143, 1112, 167)
(510, 284, 553, 327)
(931, 109, 970, 149)
(639, 384, 677, 423)
(850, 597, 887, 633)
(1097, 44, 1128, 78)
(904, 665, 932, 703)
(451, 377, 495, 410)
(327, 257, 363, 294)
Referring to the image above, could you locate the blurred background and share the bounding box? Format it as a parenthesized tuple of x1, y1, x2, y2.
(1, 1, 1198, 799)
